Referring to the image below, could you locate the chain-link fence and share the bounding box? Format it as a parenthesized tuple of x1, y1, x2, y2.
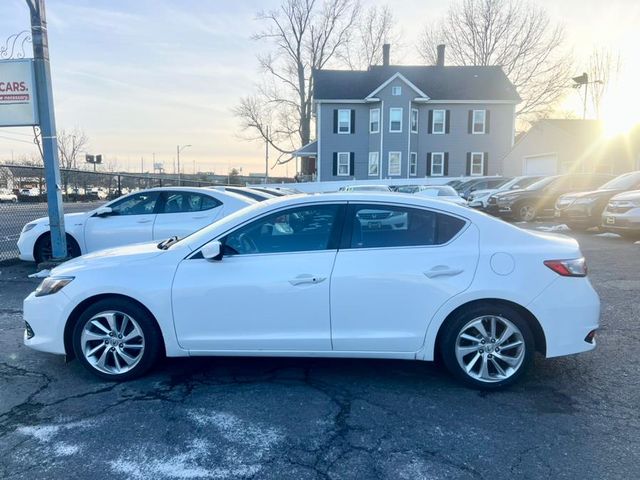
(0, 164, 290, 263)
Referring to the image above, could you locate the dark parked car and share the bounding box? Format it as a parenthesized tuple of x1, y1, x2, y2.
(554, 171, 640, 230)
(456, 177, 512, 200)
(601, 189, 640, 238)
(487, 173, 614, 222)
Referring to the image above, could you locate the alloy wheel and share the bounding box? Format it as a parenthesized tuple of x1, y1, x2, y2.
(454, 315, 525, 383)
(80, 310, 145, 375)
(519, 205, 536, 222)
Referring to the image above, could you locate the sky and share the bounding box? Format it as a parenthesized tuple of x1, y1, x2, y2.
(0, 0, 639, 177)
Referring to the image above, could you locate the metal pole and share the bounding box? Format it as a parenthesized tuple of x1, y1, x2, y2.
(583, 82, 588, 120)
(27, 0, 67, 259)
(176, 145, 180, 186)
(265, 126, 269, 183)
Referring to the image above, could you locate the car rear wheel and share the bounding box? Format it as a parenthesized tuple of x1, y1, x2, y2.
(440, 304, 535, 389)
(34, 233, 81, 263)
(516, 203, 537, 222)
(72, 298, 162, 381)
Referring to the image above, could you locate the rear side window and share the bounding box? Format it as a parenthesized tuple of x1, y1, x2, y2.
(347, 204, 466, 249)
(160, 192, 221, 213)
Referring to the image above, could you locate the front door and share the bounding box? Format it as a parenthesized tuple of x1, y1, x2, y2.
(172, 203, 345, 351)
(153, 190, 224, 240)
(330, 203, 479, 352)
(83, 191, 160, 252)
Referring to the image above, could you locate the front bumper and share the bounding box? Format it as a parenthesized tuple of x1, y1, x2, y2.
(554, 206, 599, 228)
(601, 208, 640, 232)
(23, 290, 72, 355)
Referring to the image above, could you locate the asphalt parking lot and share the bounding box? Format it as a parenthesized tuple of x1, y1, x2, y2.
(0, 227, 638, 479)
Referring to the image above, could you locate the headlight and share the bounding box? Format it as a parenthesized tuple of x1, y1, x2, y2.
(34, 276, 74, 297)
(22, 223, 38, 233)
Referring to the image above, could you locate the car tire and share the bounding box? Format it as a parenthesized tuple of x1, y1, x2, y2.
(516, 203, 537, 222)
(34, 233, 81, 264)
(72, 298, 162, 381)
(440, 303, 535, 390)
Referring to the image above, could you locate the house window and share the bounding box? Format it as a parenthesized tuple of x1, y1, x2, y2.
(388, 152, 401, 176)
(431, 152, 445, 176)
(410, 152, 417, 176)
(337, 152, 350, 176)
(471, 152, 484, 176)
(472, 110, 486, 134)
(369, 108, 380, 134)
(368, 152, 379, 176)
(392, 86, 402, 96)
(411, 109, 418, 133)
(389, 108, 402, 132)
(338, 109, 351, 134)
(432, 109, 446, 134)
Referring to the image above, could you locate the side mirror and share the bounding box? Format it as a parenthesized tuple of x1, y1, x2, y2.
(201, 240, 222, 261)
(94, 206, 113, 217)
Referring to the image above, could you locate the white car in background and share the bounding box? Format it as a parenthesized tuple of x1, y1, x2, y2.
(340, 184, 392, 192)
(0, 188, 18, 203)
(414, 186, 467, 205)
(23, 192, 599, 389)
(467, 175, 545, 209)
(17, 187, 254, 263)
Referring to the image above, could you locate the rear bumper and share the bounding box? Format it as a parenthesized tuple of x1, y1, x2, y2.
(527, 276, 600, 358)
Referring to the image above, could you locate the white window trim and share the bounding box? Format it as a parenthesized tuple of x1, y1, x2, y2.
(337, 152, 350, 176)
(392, 86, 402, 96)
(470, 152, 484, 176)
(338, 109, 351, 134)
(369, 108, 380, 134)
(389, 107, 403, 133)
(431, 152, 445, 177)
(432, 109, 446, 135)
(409, 152, 418, 176)
(472, 109, 486, 134)
(411, 108, 419, 133)
(388, 151, 402, 176)
(368, 152, 379, 176)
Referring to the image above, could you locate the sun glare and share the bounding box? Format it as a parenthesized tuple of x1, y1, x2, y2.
(601, 69, 640, 138)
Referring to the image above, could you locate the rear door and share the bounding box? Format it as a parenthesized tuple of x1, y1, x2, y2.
(330, 203, 479, 352)
(152, 191, 223, 240)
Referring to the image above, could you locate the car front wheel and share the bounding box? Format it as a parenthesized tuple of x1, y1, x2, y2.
(440, 304, 535, 389)
(72, 298, 162, 380)
(516, 203, 537, 222)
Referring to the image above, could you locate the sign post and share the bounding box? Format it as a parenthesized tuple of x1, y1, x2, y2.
(26, 0, 67, 260)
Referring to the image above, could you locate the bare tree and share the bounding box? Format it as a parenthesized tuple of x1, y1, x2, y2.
(234, 0, 361, 172)
(33, 126, 89, 169)
(418, 0, 572, 123)
(587, 48, 622, 119)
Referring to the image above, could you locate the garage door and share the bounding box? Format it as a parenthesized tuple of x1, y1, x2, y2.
(523, 154, 557, 175)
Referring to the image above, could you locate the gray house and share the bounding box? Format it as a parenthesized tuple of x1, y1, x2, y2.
(298, 45, 520, 182)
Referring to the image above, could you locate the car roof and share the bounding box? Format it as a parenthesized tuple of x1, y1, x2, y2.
(124, 186, 257, 204)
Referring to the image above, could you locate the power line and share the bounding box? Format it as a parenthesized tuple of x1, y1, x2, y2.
(0, 134, 36, 145)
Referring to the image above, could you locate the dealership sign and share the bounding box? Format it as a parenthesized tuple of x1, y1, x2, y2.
(0, 59, 38, 127)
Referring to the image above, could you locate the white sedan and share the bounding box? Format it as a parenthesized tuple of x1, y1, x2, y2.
(23, 192, 600, 389)
(17, 187, 254, 263)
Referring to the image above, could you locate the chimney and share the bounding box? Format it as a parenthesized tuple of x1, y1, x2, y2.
(382, 43, 390, 66)
(436, 44, 445, 67)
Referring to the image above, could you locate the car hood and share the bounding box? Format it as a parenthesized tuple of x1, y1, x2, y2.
(609, 189, 640, 201)
(492, 188, 530, 199)
(28, 211, 91, 226)
(559, 189, 622, 201)
(49, 241, 182, 276)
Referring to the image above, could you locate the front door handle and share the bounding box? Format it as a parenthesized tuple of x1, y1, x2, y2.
(137, 219, 152, 224)
(424, 266, 464, 278)
(192, 215, 208, 219)
(289, 274, 326, 286)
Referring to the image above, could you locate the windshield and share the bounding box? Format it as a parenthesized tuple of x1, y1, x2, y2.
(525, 176, 559, 190)
(598, 172, 640, 190)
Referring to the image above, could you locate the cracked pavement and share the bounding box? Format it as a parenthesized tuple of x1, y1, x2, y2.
(0, 230, 639, 479)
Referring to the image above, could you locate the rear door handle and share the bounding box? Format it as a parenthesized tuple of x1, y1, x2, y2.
(289, 274, 326, 286)
(424, 266, 464, 278)
(192, 215, 208, 219)
(137, 219, 152, 224)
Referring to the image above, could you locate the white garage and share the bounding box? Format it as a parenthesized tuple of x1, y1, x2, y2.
(523, 154, 558, 175)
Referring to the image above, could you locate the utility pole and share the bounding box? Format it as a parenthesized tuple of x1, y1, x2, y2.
(26, 0, 67, 260)
(265, 125, 269, 183)
(176, 144, 191, 186)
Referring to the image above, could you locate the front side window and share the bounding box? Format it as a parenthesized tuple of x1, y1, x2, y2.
(109, 191, 159, 216)
(431, 152, 445, 176)
(369, 108, 380, 133)
(349, 204, 466, 249)
(161, 192, 221, 213)
(223, 204, 342, 255)
(411, 109, 418, 133)
(388, 152, 401, 176)
(338, 109, 351, 134)
(471, 152, 484, 176)
(472, 110, 486, 134)
(433, 109, 446, 134)
(337, 152, 350, 176)
(368, 152, 379, 176)
(389, 108, 402, 132)
(392, 86, 402, 96)
(410, 152, 418, 176)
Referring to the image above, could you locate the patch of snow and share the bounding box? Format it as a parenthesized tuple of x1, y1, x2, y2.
(17, 419, 95, 443)
(536, 224, 570, 232)
(28, 269, 50, 278)
(635, 241, 640, 245)
(594, 232, 621, 238)
(54, 442, 80, 456)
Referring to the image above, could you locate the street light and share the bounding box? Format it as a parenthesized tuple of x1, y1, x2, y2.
(176, 144, 191, 185)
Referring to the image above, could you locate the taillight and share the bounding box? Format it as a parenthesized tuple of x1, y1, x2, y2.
(544, 258, 587, 277)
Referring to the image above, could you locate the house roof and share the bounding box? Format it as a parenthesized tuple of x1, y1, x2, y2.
(534, 119, 603, 138)
(293, 140, 317, 157)
(313, 65, 520, 102)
